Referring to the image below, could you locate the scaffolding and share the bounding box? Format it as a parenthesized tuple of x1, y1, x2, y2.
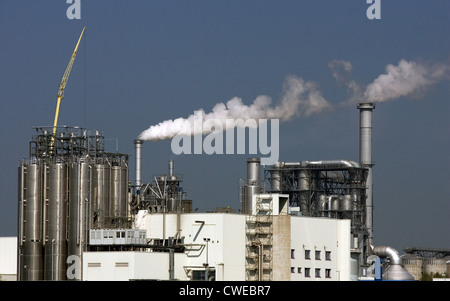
(245, 195, 273, 281)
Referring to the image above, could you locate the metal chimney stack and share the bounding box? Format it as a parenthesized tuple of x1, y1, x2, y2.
(134, 139, 143, 187)
(243, 158, 262, 214)
(358, 103, 375, 245)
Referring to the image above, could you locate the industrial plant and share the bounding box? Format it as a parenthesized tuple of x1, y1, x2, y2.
(5, 28, 447, 282)
(14, 99, 419, 281)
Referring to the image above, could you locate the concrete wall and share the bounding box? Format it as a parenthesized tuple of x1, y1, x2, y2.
(272, 215, 291, 281)
(289, 217, 350, 281)
(83, 251, 186, 281)
(136, 212, 246, 281)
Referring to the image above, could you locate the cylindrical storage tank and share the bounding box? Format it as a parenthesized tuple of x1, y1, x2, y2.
(269, 162, 282, 191)
(111, 164, 128, 228)
(92, 163, 111, 229)
(298, 169, 310, 215)
(68, 159, 91, 278)
(331, 196, 340, 212)
(22, 162, 44, 280)
(317, 194, 327, 216)
(423, 258, 447, 276)
(45, 162, 69, 280)
(244, 158, 261, 215)
(401, 254, 422, 280)
(298, 169, 310, 191)
(342, 195, 353, 212)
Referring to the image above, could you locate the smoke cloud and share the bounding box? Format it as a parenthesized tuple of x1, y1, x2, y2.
(364, 59, 449, 102)
(138, 75, 331, 141)
(330, 59, 450, 104)
(138, 58, 449, 141)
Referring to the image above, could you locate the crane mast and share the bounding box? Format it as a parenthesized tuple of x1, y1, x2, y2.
(50, 27, 86, 152)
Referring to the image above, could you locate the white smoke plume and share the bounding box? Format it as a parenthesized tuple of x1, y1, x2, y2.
(330, 59, 450, 104)
(138, 75, 331, 141)
(328, 59, 364, 103)
(364, 59, 449, 102)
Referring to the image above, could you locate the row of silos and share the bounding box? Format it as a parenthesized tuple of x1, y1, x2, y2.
(402, 254, 450, 280)
(18, 128, 129, 281)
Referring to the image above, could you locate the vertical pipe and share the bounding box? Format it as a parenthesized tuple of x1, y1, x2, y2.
(134, 139, 143, 188)
(169, 159, 174, 177)
(358, 103, 375, 246)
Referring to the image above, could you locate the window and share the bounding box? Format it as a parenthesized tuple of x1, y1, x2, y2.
(315, 250, 321, 260)
(291, 267, 295, 273)
(297, 267, 302, 274)
(325, 269, 331, 278)
(291, 249, 295, 259)
(305, 268, 311, 278)
(315, 268, 321, 278)
(325, 251, 331, 261)
(305, 250, 311, 260)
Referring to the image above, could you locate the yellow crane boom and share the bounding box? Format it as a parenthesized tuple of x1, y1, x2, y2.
(51, 27, 86, 151)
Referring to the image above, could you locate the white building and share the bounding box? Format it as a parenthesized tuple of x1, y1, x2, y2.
(82, 194, 351, 281)
(0, 237, 17, 281)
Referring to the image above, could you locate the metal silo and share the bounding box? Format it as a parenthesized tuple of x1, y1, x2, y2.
(68, 159, 91, 266)
(92, 162, 111, 229)
(44, 162, 69, 280)
(22, 161, 44, 280)
(298, 169, 310, 215)
(111, 163, 128, 228)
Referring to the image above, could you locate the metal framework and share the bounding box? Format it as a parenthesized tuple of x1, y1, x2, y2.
(263, 161, 371, 264)
(404, 247, 450, 259)
(245, 195, 273, 281)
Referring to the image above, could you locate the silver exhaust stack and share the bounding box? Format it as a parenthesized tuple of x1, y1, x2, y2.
(134, 139, 143, 187)
(243, 158, 262, 214)
(358, 103, 375, 245)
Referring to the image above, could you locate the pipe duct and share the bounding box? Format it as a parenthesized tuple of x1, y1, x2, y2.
(134, 139, 143, 187)
(371, 245, 415, 281)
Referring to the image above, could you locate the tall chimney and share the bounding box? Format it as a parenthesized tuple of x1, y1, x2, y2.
(358, 103, 375, 245)
(134, 139, 143, 187)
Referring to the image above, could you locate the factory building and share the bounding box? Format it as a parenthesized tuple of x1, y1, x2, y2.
(15, 103, 416, 281)
(82, 201, 351, 281)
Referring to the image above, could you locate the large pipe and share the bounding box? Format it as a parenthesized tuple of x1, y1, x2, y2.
(358, 103, 375, 245)
(371, 245, 415, 280)
(271, 160, 360, 168)
(371, 245, 401, 265)
(134, 139, 143, 187)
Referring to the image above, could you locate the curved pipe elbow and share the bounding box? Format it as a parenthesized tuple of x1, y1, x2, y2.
(371, 245, 402, 265)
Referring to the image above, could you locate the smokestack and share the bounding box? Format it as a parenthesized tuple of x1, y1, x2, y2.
(169, 160, 174, 177)
(243, 158, 261, 214)
(358, 103, 375, 246)
(134, 139, 143, 187)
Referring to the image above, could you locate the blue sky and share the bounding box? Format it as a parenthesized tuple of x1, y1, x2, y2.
(0, 0, 449, 253)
